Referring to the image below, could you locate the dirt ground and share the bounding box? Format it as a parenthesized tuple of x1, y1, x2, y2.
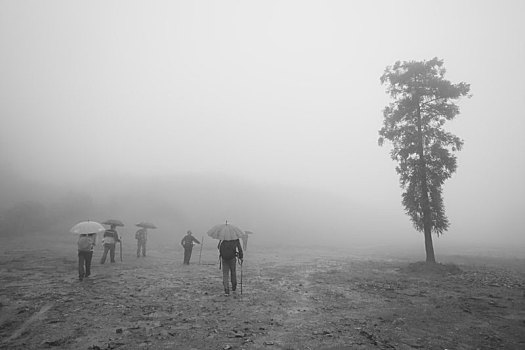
(1, 235, 524, 350)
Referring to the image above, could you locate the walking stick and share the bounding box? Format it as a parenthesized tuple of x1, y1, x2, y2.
(240, 259, 243, 295)
(199, 236, 204, 265)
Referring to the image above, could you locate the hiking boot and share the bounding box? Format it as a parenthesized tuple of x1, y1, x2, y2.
(224, 289, 230, 296)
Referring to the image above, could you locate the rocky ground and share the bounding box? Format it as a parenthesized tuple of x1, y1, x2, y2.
(1, 237, 524, 350)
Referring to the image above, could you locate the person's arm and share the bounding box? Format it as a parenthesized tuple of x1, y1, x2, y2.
(181, 237, 185, 247)
(236, 240, 243, 260)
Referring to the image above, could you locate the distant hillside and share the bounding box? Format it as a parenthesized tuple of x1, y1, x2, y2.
(0, 169, 405, 248)
(85, 173, 379, 247)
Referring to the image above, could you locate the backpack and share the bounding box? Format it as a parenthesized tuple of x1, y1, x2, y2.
(78, 236, 92, 251)
(219, 240, 237, 260)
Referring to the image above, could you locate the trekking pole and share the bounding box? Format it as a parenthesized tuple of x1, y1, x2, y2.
(240, 259, 243, 295)
(199, 236, 204, 265)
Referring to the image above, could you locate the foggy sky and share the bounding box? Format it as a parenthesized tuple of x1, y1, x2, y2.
(1, 1, 524, 250)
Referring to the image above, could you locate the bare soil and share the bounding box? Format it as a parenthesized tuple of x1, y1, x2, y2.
(1, 236, 524, 350)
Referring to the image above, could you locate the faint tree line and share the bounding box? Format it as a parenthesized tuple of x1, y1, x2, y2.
(0, 193, 93, 236)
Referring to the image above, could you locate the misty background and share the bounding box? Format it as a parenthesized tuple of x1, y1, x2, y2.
(1, 1, 524, 256)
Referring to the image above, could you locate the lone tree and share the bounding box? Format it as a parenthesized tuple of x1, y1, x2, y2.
(379, 58, 471, 263)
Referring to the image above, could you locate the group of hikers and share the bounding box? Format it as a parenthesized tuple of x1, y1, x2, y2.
(77, 224, 247, 296)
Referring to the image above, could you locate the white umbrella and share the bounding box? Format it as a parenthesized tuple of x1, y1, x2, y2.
(70, 221, 106, 235)
(207, 221, 245, 241)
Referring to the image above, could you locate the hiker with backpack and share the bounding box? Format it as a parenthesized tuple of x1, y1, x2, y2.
(100, 224, 120, 264)
(218, 239, 243, 296)
(77, 233, 96, 281)
(181, 230, 200, 265)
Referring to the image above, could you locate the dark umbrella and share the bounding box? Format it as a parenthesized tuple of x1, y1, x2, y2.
(136, 222, 157, 229)
(102, 219, 125, 227)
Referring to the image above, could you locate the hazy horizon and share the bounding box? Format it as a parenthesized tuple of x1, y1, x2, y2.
(1, 1, 524, 255)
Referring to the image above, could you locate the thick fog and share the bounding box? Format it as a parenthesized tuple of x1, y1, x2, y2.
(1, 1, 524, 255)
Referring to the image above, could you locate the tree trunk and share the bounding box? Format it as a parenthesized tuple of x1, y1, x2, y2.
(415, 97, 436, 263)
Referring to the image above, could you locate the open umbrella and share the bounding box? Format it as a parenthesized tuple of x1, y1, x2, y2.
(102, 219, 125, 262)
(70, 221, 106, 235)
(207, 221, 244, 241)
(102, 219, 125, 227)
(208, 222, 246, 295)
(136, 222, 157, 229)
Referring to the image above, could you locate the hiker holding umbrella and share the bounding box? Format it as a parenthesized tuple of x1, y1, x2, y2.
(207, 221, 244, 296)
(135, 222, 156, 257)
(102, 220, 125, 262)
(70, 221, 105, 281)
(100, 224, 121, 264)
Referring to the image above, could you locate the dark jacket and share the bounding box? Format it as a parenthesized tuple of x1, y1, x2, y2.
(181, 234, 200, 248)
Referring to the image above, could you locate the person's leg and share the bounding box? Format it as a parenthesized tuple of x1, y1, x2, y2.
(85, 251, 93, 277)
(142, 241, 146, 256)
(231, 258, 237, 292)
(100, 245, 109, 264)
(110, 244, 115, 262)
(137, 241, 140, 257)
(187, 247, 193, 264)
(222, 259, 231, 294)
(183, 248, 189, 264)
(78, 251, 85, 280)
